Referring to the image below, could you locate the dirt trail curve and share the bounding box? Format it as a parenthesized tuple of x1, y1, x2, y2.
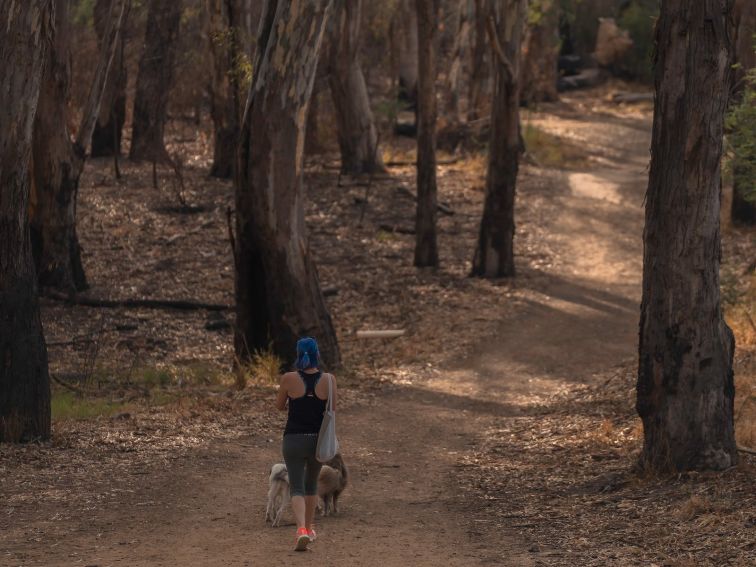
(3, 102, 651, 566)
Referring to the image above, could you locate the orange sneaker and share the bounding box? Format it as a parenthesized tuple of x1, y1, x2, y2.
(295, 527, 310, 551)
(307, 528, 317, 542)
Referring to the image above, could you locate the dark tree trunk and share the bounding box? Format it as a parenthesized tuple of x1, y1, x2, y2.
(129, 0, 182, 161)
(468, 0, 491, 120)
(637, 0, 737, 472)
(31, 0, 88, 292)
(326, 0, 383, 174)
(91, 0, 128, 157)
(31, 0, 127, 293)
(234, 0, 340, 366)
(414, 0, 440, 268)
(519, 0, 559, 104)
(0, 0, 53, 443)
(206, 0, 244, 179)
(471, 0, 525, 278)
(731, 0, 756, 225)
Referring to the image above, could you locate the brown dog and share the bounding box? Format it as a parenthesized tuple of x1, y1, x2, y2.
(317, 453, 348, 516)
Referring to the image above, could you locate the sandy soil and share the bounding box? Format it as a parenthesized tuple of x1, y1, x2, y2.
(2, 90, 753, 566)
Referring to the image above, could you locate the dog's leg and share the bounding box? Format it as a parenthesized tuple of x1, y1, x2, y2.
(333, 491, 340, 515)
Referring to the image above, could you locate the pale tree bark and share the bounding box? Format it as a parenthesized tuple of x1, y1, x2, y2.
(519, 0, 559, 104)
(234, 0, 340, 366)
(325, 0, 383, 174)
(391, 0, 419, 108)
(91, 0, 128, 157)
(731, 0, 756, 225)
(468, 0, 492, 120)
(471, 0, 526, 278)
(31, 0, 128, 292)
(637, 0, 737, 472)
(445, 0, 475, 119)
(206, 0, 244, 178)
(414, 0, 440, 268)
(130, 0, 182, 161)
(0, 0, 53, 442)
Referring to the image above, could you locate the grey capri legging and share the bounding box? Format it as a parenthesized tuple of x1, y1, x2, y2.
(282, 433, 322, 497)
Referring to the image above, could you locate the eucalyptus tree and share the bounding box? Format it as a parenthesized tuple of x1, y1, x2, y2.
(637, 0, 737, 471)
(234, 0, 340, 365)
(0, 0, 54, 442)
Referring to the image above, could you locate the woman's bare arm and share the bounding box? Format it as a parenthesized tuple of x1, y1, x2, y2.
(275, 375, 289, 411)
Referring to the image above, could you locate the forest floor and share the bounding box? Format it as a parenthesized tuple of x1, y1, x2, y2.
(1, 85, 755, 566)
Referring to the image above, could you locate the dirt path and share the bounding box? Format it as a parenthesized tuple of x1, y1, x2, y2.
(2, 100, 652, 566)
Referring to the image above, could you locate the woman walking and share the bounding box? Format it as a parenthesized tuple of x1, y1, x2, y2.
(275, 337, 337, 551)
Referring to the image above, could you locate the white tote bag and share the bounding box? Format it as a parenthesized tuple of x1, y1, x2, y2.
(316, 373, 339, 463)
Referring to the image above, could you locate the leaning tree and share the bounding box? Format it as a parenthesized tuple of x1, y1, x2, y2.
(471, 0, 526, 277)
(0, 0, 53, 442)
(414, 0, 440, 268)
(637, 0, 737, 471)
(130, 0, 183, 161)
(234, 0, 340, 365)
(31, 0, 128, 292)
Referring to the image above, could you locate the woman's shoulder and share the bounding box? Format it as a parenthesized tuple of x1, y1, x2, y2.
(280, 371, 298, 384)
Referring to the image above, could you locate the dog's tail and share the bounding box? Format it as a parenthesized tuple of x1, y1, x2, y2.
(341, 460, 348, 486)
(271, 464, 288, 483)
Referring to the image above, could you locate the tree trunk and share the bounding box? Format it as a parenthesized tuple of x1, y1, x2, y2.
(31, 0, 127, 293)
(129, 0, 182, 161)
(326, 0, 383, 174)
(471, 0, 525, 278)
(445, 0, 474, 119)
(637, 0, 737, 472)
(206, 0, 244, 178)
(31, 0, 88, 292)
(91, 0, 128, 157)
(468, 0, 491, 120)
(731, 0, 756, 225)
(0, 0, 53, 443)
(414, 0, 440, 268)
(519, 0, 559, 104)
(392, 0, 419, 108)
(234, 0, 340, 366)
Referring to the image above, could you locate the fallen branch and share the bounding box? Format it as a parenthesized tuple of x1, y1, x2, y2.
(45, 291, 231, 312)
(355, 330, 406, 339)
(51, 373, 89, 395)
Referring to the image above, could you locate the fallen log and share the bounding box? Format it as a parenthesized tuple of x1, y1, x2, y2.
(611, 92, 653, 104)
(45, 291, 231, 312)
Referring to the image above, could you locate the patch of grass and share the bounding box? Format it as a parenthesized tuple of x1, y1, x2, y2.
(238, 349, 283, 389)
(135, 367, 172, 388)
(522, 123, 590, 169)
(51, 391, 126, 421)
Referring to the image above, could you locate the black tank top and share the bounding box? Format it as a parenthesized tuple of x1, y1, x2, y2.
(284, 371, 327, 435)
